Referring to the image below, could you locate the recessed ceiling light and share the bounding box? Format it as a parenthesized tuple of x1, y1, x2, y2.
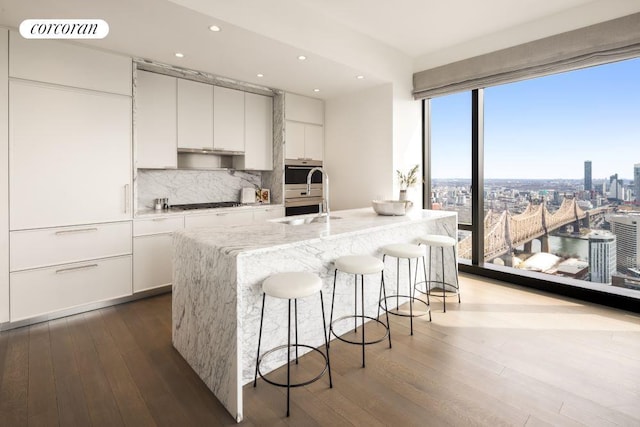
(175, 52, 184, 58)
(356, 75, 365, 79)
(298, 55, 307, 61)
(313, 88, 320, 92)
(257, 73, 264, 78)
(209, 25, 221, 32)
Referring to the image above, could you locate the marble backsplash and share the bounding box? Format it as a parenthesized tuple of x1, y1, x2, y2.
(136, 169, 261, 210)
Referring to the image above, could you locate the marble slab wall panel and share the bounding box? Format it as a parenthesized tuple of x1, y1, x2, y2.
(172, 233, 242, 422)
(236, 214, 457, 385)
(137, 169, 261, 210)
(261, 91, 284, 205)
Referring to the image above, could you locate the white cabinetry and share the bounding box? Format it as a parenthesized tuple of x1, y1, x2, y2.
(8, 221, 133, 322)
(253, 206, 285, 222)
(185, 210, 254, 228)
(234, 92, 273, 170)
(285, 121, 324, 161)
(133, 216, 184, 293)
(9, 80, 132, 230)
(214, 86, 245, 152)
(177, 78, 214, 150)
(10, 256, 132, 322)
(136, 70, 177, 169)
(9, 32, 131, 96)
(0, 29, 8, 323)
(285, 93, 323, 125)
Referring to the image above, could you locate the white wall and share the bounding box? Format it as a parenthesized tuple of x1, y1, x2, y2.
(325, 83, 394, 210)
(392, 84, 423, 208)
(0, 28, 8, 323)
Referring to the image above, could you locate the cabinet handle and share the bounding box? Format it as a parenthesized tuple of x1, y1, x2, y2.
(124, 184, 130, 214)
(55, 227, 98, 235)
(152, 218, 167, 222)
(56, 264, 98, 274)
(287, 166, 314, 170)
(216, 213, 228, 216)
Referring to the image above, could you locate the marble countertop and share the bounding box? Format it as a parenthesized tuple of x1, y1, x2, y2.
(175, 208, 457, 256)
(135, 203, 283, 219)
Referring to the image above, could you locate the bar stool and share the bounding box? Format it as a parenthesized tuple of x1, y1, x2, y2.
(329, 255, 391, 368)
(415, 235, 460, 312)
(253, 272, 332, 417)
(380, 243, 431, 335)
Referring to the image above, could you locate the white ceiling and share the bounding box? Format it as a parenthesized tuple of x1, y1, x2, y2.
(1, 0, 639, 99)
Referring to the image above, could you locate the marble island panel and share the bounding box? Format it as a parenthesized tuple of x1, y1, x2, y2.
(172, 207, 457, 422)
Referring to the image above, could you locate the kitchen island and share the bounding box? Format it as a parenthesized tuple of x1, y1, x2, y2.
(172, 207, 457, 422)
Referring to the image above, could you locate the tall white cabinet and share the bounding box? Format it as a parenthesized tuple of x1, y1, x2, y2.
(234, 92, 273, 170)
(7, 33, 134, 323)
(136, 70, 177, 169)
(0, 29, 9, 323)
(9, 81, 132, 229)
(214, 86, 245, 152)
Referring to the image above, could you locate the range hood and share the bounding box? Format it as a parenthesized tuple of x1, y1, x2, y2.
(178, 147, 244, 156)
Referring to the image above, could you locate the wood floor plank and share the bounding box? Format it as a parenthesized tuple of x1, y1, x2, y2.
(27, 322, 59, 425)
(66, 312, 125, 427)
(0, 327, 29, 426)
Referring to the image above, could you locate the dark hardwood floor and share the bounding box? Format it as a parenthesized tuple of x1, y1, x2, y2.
(1, 273, 640, 426)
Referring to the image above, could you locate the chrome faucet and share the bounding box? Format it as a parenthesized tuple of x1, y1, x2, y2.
(306, 167, 330, 216)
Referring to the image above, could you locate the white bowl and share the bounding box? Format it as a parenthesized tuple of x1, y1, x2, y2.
(372, 200, 413, 216)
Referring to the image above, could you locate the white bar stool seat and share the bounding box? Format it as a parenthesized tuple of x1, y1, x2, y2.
(253, 272, 332, 417)
(329, 255, 391, 368)
(415, 234, 460, 312)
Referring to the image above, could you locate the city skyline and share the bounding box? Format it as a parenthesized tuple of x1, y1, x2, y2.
(431, 57, 640, 180)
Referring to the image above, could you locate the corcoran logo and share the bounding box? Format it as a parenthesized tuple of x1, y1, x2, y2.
(19, 19, 109, 39)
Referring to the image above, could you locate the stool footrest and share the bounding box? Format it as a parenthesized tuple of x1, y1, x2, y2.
(256, 344, 329, 389)
(379, 295, 430, 317)
(330, 315, 389, 345)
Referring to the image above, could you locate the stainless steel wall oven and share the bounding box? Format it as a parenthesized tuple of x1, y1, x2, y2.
(284, 159, 324, 216)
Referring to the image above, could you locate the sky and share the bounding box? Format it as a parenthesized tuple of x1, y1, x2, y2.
(430, 57, 640, 180)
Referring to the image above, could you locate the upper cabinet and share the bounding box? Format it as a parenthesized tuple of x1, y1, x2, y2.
(9, 32, 131, 96)
(9, 80, 132, 230)
(285, 93, 323, 125)
(177, 78, 214, 151)
(234, 92, 273, 170)
(214, 86, 245, 152)
(284, 93, 324, 161)
(136, 70, 177, 169)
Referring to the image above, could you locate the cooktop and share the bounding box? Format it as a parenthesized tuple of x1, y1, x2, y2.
(171, 201, 241, 210)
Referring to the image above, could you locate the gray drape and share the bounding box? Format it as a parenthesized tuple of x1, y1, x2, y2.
(413, 12, 640, 99)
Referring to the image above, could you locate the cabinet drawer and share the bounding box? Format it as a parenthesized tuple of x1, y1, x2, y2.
(254, 206, 285, 222)
(10, 221, 132, 271)
(134, 216, 184, 236)
(185, 210, 253, 228)
(10, 255, 132, 322)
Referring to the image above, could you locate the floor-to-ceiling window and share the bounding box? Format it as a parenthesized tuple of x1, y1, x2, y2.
(427, 57, 640, 297)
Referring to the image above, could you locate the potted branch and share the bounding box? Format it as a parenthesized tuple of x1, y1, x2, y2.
(396, 164, 420, 201)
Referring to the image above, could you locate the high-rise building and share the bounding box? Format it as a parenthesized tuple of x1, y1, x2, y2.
(634, 163, 640, 203)
(589, 232, 616, 284)
(584, 161, 592, 191)
(609, 213, 640, 274)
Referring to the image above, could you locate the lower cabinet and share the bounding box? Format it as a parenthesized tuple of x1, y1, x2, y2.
(10, 255, 132, 322)
(254, 206, 285, 221)
(185, 210, 254, 228)
(133, 216, 184, 293)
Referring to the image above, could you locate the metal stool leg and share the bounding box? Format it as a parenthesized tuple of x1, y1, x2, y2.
(441, 246, 446, 313)
(319, 290, 333, 388)
(328, 269, 338, 348)
(380, 273, 392, 348)
(408, 258, 413, 335)
(286, 299, 291, 417)
(454, 245, 461, 303)
(354, 274, 358, 332)
(253, 293, 266, 387)
(294, 299, 299, 363)
(360, 274, 365, 368)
